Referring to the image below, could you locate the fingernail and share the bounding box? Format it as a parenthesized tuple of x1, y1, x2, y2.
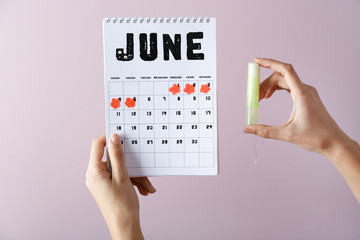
(111, 133, 120, 144)
(243, 128, 253, 134)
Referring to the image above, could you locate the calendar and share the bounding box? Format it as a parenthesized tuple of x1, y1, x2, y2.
(103, 17, 217, 176)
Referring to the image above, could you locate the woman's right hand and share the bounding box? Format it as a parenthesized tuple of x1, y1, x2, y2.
(243, 58, 360, 204)
(243, 58, 352, 157)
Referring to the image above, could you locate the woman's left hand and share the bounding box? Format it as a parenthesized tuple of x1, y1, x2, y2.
(86, 134, 156, 240)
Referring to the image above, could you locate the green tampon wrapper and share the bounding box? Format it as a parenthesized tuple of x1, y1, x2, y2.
(246, 62, 260, 126)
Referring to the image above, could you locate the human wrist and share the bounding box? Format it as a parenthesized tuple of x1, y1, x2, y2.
(107, 214, 144, 240)
(323, 134, 360, 167)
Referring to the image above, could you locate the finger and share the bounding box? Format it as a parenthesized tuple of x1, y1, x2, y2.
(131, 177, 157, 193)
(254, 57, 297, 78)
(263, 86, 279, 99)
(108, 133, 127, 182)
(89, 134, 106, 171)
(134, 183, 149, 196)
(243, 124, 289, 142)
(259, 72, 288, 101)
(261, 72, 287, 92)
(254, 58, 304, 96)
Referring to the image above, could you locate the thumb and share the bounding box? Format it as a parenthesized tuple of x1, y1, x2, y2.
(108, 133, 128, 181)
(243, 124, 287, 141)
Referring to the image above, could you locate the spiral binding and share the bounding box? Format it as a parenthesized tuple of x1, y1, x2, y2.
(105, 17, 212, 24)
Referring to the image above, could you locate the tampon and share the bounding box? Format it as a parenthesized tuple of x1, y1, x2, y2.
(246, 62, 260, 126)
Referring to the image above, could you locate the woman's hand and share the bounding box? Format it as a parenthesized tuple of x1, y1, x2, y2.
(243, 58, 351, 156)
(244, 58, 360, 204)
(86, 134, 156, 240)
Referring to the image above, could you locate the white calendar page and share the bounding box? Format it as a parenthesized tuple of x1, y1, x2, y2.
(103, 17, 217, 176)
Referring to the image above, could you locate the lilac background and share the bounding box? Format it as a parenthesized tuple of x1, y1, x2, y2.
(0, 0, 359, 239)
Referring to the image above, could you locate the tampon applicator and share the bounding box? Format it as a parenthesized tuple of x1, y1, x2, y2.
(246, 62, 260, 126)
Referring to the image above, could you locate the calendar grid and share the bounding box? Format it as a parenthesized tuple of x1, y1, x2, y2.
(166, 80, 170, 168)
(197, 80, 200, 167)
(182, 78, 185, 167)
(136, 81, 139, 167)
(107, 79, 216, 169)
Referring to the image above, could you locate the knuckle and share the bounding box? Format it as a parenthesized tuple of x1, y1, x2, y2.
(274, 72, 282, 78)
(260, 128, 270, 139)
(285, 63, 294, 72)
(301, 85, 318, 99)
(310, 86, 319, 95)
